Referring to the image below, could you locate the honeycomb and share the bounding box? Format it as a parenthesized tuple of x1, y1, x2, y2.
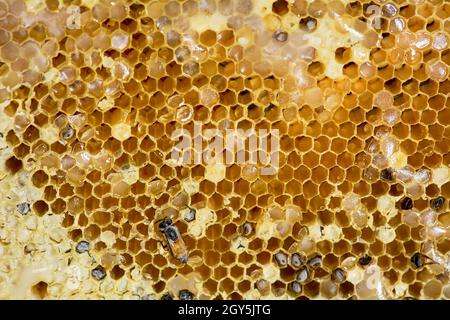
(0, 0, 449, 300)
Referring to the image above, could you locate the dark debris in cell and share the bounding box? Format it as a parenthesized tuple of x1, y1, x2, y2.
(299, 17, 317, 32)
(400, 197, 413, 210)
(161, 292, 174, 300)
(296, 266, 310, 283)
(289, 281, 302, 294)
(16, 202, 30, 215)
(331, 268, 346, 283)
(242, 222, 253, 237)
(306, 254, 322, 269)
(75, 240, 90, 254)
(358, 254, 372, 266)
(274, 251, 287, 267)
(380, 168, 395, 182)
(290, 253, 306, 268)
(430, 196, 445, 210)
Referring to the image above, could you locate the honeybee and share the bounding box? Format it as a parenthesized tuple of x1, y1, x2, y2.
(158, 217, 189, 263)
